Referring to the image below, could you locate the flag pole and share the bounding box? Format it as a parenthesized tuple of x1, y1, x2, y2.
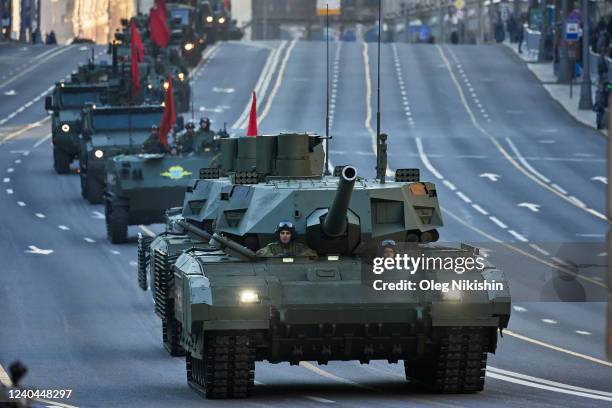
(324, 3, 331, 176)
(376, 0, 384, 183)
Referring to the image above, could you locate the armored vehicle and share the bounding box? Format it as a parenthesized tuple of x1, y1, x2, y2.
(167, 3, 205, 67)
(78, 104, 164, 204)
(104, 145, 222, 243)
(143, 134, 511, 400)
(45, 82, 108, 173)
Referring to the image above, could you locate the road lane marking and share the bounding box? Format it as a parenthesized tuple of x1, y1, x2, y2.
(84, 237, 95, 243)
(442, 180, 456, 190)
(415, 138, 443, 179)
(91, 211, 105, 219)
(504, 330, 612, 367)
(0, 45, 73, 89)
(488, 366, 612, 398)
(25, 245, 53, 255)
(32, 133, 52, 148)
(435, 45, 607, 222)
(299, 362, 375, 391)
(591, 176, 607, 184)
(489, 216, 507, 229)
(3, 178, 9, 183)
(487, 371, 612, 402)
(517, 202, 540, 213)
(6, 188, 13, 194)
(231, 41, 287, 130)
(443, 207, 606, 288)
(17, 201, 26, 207)
(479, 172, 500, 181)
(508, 230, 528, 242)
(576, 330, 592, 335)
(35, 213, 46, 218)
(257, 40, 298, 127)
(541, 318, 558, 324)
(513, 305, 528, 312)
(0, 117, 50, 145)
(456, 191, 472, 203)
(471, 204, 488, 215)
(529, 243, 550, 256)
(58, 225, 70, 230)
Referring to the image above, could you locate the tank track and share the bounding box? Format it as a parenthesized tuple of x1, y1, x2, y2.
(405, 327, 489, 393)
(187, 333, 255, 399)
(137, 235, 153, 291)
(162, 317, 185, 357)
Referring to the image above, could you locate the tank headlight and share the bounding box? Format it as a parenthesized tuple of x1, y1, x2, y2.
(147, 83, 153, 89)
(206, 16, 214, 23)
(163, 81, 169, 90)
(239, 290, 260, 304)
(218, 17, 226, 24)
(61, 123, 70, 133)
(327, 255, 340, 261)
(94, 149, 104, 159)
(178, 72, 185, 81)
(442, 289, 462, 301)
(184, 42, 195, 51)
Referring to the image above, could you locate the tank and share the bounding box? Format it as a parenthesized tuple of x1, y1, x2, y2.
(104, 139, 223, 243)
(45, 82, 109, 173)
(78, 104, 164, 204)
(145, 133, 510, 399)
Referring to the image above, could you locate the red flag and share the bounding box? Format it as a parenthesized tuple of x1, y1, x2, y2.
(155, 0, 168, 18)
(246, 92, 258, 136)
(159, 75, 175, 147)
(150, 6, 170, 48)
(130, 20, 144, 62)
(130, 44, 141, 97)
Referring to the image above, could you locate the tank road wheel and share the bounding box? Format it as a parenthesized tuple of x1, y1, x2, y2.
(187, 333, 255, 399)
(106, 200, 129, 244)
(163, 317, 185, 356)
(86, 172, 104, 204)
(404, 327, 488, 393)
(137, 235, 153, 290)
(53, 147, 71, 174)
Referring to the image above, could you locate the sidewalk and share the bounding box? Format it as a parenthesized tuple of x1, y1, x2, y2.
(504, 42, 606, 136)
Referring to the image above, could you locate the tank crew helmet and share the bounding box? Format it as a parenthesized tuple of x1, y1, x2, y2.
(151, 124, 159, 132)
(185, 121, 195, 130)
(381, 239, 397, 258)
(200, 117, 211, 129)
(275, 221, 296, 242)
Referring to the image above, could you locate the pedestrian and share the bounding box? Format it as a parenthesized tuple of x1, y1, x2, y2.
(517, 14, 525, 54)
(46, 30, 57, 45)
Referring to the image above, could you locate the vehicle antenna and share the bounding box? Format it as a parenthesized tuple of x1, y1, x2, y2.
(376, 0, 385, 184)
(323, 2, 331, 176)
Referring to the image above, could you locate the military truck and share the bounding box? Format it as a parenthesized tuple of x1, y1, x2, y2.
(45, 82, 108, 173)
(146, 133, 510, 399)
(104, 143, 222, 244)
(167, 2, 206, 67)
(78, 104, 164, 204)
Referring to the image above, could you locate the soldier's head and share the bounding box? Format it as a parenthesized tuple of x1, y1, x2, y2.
(185, 121, 195, 132)
(276, 221, 296, 245)
(200, 117, 211, 131)
(151, 124, 159, 136)
(381, 239, 397, 259)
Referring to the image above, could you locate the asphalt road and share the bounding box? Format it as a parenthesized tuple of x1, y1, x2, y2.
(0, 40, 610, 408)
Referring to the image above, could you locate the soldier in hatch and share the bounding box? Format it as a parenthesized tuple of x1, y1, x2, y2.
(256, 221, 317, 257)
(197, 117, 216, 151)
(141, 125, 167, 154)
(177, 121, 196, 153)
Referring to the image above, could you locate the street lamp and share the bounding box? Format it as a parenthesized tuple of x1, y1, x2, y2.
(578, 0, 592, 110)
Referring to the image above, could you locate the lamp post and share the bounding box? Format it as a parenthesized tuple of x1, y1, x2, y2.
(578, 0, 592, 110)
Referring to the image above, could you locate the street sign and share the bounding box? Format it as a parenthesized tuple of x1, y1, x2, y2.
(317, 0, 341, 16)
(566, 22, 579, 41)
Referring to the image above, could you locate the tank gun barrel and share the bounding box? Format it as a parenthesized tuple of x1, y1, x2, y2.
(323, 166, 357, 237)
(177, 220, 212, 240)
(212, 233, 257, 260)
